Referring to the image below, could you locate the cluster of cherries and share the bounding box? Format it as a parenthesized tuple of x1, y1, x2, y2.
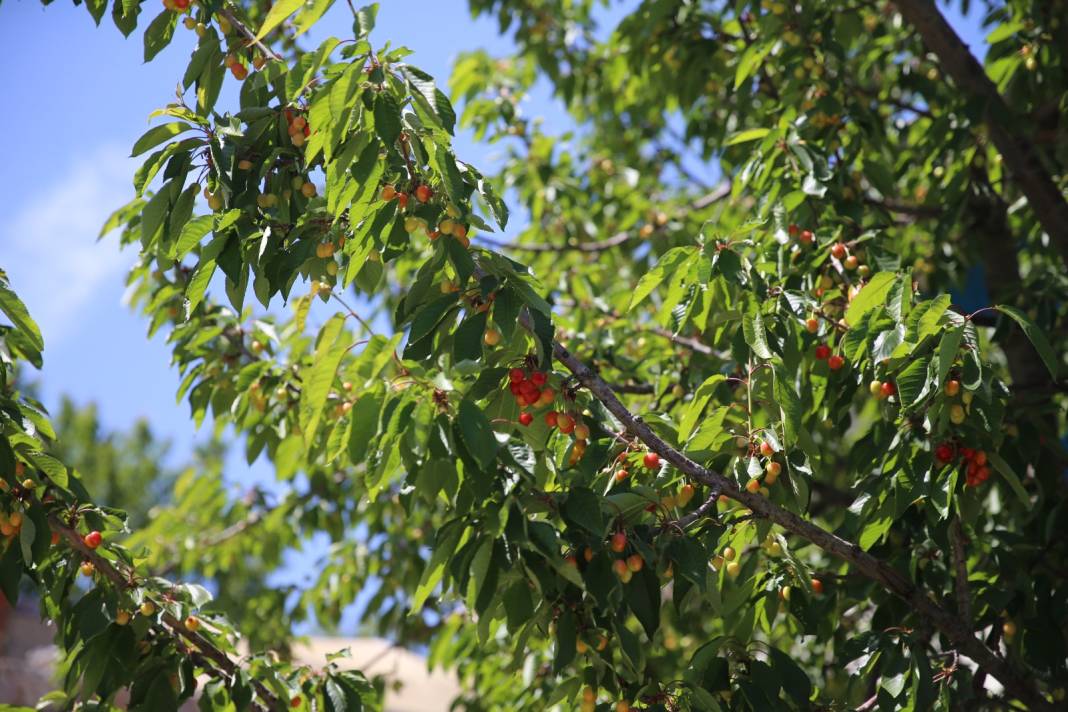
(384, 182, 473, 248)
(935, 442, 991, 487)
(813, 343, 845, 370)
(788, 223, 815, 245)
(284, 109, 311, 147)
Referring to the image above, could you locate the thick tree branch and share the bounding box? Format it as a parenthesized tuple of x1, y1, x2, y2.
(551, 340, 1054, 711)
(950, 518, 972, 626)
(894, 0, 1068, 269)
(49, 514, 284, 711)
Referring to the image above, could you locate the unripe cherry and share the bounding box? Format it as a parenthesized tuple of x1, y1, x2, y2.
(483, 328, 501, 346)
(574, 423, 590, 440)
(140, 601, 156, 616)
(626, 553, 644, 572)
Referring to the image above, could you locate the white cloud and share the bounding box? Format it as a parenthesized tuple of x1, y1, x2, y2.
(1, 145, 137, 346)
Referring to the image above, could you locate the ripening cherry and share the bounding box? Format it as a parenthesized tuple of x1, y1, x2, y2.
(626, 553, 644, 572)
(397, 192, 409, 209)
(290, 697, 302, 709)
(84, 531, 103, 549)
(745, 478, 761, 493)
(614, 469, 629, 482)
(831, 243, 847, 259)
(799, 229, 814, 244)
(50, 530, 61, 546)
(583, 547, 594, 562)
(230, 63, 249, 81)
(1002, 620, 1017, 638)
(380, 184, 397, 201)
(80, 561, 95, 577)
(643, 452, 661, 469)
(185, 615, 201, 631)
(944, 379, 961, 397)
(934, 443, 955, 463)
(726, 561, 741, 578)
(828, 355, 845, 371)
(544, 411, 559, 427)
(844, 255, 859, 271)
(253, 56, 266, 70)
(869, 380, 884, 398)
(140, 601, 157, 616)
(810, 578, 824, 594)
(814, 344, 831, 360)
(612, 559, 629, 579)
(788, 223, 799, 237)
(805, 317, 819, 333)
(610, 532, 627, 553)
(678, 483, 695, 506)
(574, 423, 590, 440)
(722, 546, 736, 561)
(766, 461, 782, 479)
(950, 404, 966, 424)
(183, 16, 196, 29)
(300, 182, 317, 198)
(759, 441, 775, 457)
(558, 414, 576, 434)
(414, 184, 433, 203)
(115, 610, 131, 626)
(483, 328, 501, 346)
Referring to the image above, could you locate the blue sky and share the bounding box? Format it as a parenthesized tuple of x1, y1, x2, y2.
(0, 0, 988, 629)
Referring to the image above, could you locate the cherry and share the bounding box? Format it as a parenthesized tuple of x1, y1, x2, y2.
(414, 184, 433, 203)
(80, 561, 95, 577)
(934, 443, 955, 463)
(830, 243, 847, 259)
(544, 411, 559, 427)
(115, 610, 131, 626)
(944, 379, 961, 397)
(615, 469, 629, 482)
(805, 317, 819, 333)
(574, 423, 590, 440)
(50, 530, 61, 546)
(726, 561, 741, 578)
(610, 532, 627, 553)
(814, 344, 831, 360)
(300, 182, 317, 198)
(509, 368, 524, 383)
(291, 697, 302, 709)
(722, 546, 736, 561)
(140, 601, 156, 616)
(869, 380, 884, 398)
(531, 371, 548, 386)
(84, 531, 103, 549)
(788, 223, 799, 236)
(397, 192, 409, 209)
(828, 355, 845, 371)
(583, 547, 594, 562)
(642, 452, 661, 469)
(678, 483, 695, 505)
(844, 255, 859, 271)
(810, 578, 824, 594)
(230, 63, 249, 81)
(799, 229, 814, 244)
(759, 441, 775, 456)
(380, 185, 397, 201)
(765, 461, 782, 478)
(745, 478, 761, 493)
(974, 450, 987, 466)
(518, 412, 533, 426)
(626, 553, 644, 572)
(558, 414, 576, 434)
(185, 616, 200, 631)
(173, 0, 189, 8)
(612, 559, 629, 579)
(880, 381, 896, 398)
(483, 328, 501, 346)
(950, 404, 966, 424)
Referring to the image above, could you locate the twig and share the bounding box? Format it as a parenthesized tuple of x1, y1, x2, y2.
(49, 514, 285, 711)
(657, 492, 720, 534)
(218, 5, 284, 63)
(475, 183, 730, 253)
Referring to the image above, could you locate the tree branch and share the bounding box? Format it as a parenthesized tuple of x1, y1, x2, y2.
(550, 340, 1054, 711)
(49, 514, 285, 711)
(475, 183, 730, 253)
(950, 518, 972, 626)
(894, 0, 1068, 269)
(219, 5, 284, 63)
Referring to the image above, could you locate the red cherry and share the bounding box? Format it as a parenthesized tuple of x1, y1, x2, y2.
(174, 0, 189, 7)
(519, 412, 533, 426)
(610, 532, 627, 553)
(509, 368, 525, 383)
(531, 371, 548, 386)
(814, 344, 831, 360)
(615, 469, 629, 482)
(415, 185, 433, 203)
(759, 441, 775, 457)
(934, 443, 955, 463)
(544, 411, 559, 427)
(960, 447, 975, 460)
(880, 382, 896, 397)
(396, 192, 409, 209)
(828, 355, 845, 371)
(84, 531, 103, 549)
(291, 697, 302, 709)
(799, 229, 814, 244)
(509, 382, 522, 396)
(788, 223, 799, 236)
(643, 452, 661, 469)
(831, 243, 847, 259)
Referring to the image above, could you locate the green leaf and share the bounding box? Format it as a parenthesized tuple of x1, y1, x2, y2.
(373, 92, 402, 146)
(845, 272, 898, 327)
(411, 520, 465, 613)
(561, 487, 603, 535)
(299, 314, 349, 448)
(936, 326, 963, 386)
(457, 399, 498, 469)
(255, 0, 305, 40)
(996, 305, 1060, 378)
(628, 247, 695, 310)
(625, 566, 661, 638)
(130, 122, 192, 157)
(896, 356, 930, 408)
(27, 452, 68, 489)
(742, 297, 773, 359)
(985, 451, 1030, 509)
(734, 41, 771, 89)
(171, 215, 213, 259)
(724, 128, 770, 146)
(680, 375, 725, 441)
(143, 10, 177, 62)
(0, 283, 44, 352)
